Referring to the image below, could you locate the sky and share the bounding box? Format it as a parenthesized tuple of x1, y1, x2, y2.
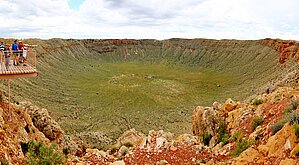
(0, 0, 298, 40)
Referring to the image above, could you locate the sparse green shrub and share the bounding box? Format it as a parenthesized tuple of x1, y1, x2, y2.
(284, 106, 294, 114)
(293, 123, 299, 138)
(219, 133, 229, 145)
(0, 158, 8, 165)
(218, 121, 226, 136)
(232, 138, 253, 157)
(284, 101, 299, 114)
(270, 112, 299, 135)
(232, 131, 243, 142)
(218, 121, 229, 145)
(26, 141, 66, 165)
(202, 132, 212, 146)
(251, 98, 263, 105)
(291, 101, 299, 110)
(289, 113, 299, 124)
(251, 117, 263, 131)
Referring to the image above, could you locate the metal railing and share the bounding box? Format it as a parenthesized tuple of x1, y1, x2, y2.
(0, 45, 37, 69)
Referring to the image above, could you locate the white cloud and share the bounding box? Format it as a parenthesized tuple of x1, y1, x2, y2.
(0, 0, 298, 40)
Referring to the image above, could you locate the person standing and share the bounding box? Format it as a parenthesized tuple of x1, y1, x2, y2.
(0, 41, 5, 63)
(18, 41, 24, 63)
(4, 44, 11, 70)
(11, 40, 19, 65)
(22, 45, 27, 66)
(18, 41, 24, 50)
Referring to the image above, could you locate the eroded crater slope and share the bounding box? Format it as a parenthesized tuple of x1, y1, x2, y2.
(2, 38, 286, 148)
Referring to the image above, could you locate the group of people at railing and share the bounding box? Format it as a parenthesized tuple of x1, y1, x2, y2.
(0, 40, 28, 70)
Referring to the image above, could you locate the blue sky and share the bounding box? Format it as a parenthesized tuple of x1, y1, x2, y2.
(0, 0, 298, 40)
(68, 0, 85, 10)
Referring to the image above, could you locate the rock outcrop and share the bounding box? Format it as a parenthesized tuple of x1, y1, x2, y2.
(0, 102, 51, 164)
(260, 39, 299, 64)
(70, 129, 200, 164)
(233, 122, 299, 164)
(114, 128, 146, 149)
(19, 101, 63, 142)
(192, 98, 240, 144)
(258, 123, 297, 158)
(192, 106, 219, 138)
(116, 129, 197, 151)
(192, 85, 299, 164)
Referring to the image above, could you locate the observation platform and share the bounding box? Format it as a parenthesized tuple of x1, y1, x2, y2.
(0, 46, 38, 79)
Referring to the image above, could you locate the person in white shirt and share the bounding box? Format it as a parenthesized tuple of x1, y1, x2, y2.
(22, 45, 27, 66)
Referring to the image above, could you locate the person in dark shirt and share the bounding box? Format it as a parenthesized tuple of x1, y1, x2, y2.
(18, 41, 24, 63)
(18, 41, 24, 50)
(0, 41, 4, 51)
(0, 41, 5, 63)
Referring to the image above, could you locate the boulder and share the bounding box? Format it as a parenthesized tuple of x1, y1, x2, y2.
(192, 106, 219, 138)
(212, 101, 222, 110)
(31, 108, 62, 141)
(19, 102, 63, 142)
(156, 160, 169, 165)
(258, 123, 297, 158)
(223, 98, 238, 112)
(226, 106, 252, 134)
(249, 125, 264, 141)
(115, 128, 146, 148)
(147, 130, 174, 150)
(118, 146, 129, 157)
(209, 136, 217, 148)
(212, 142, 223, 155)
(62, 135, 84, 156)
(233, 147, 264, 164)
(175, 134, 198, 145)
(212, 143, 232, 156)
(86, 148, 106, 157)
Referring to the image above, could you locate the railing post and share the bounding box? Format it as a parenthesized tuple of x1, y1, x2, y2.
(8, 79, 11, 121)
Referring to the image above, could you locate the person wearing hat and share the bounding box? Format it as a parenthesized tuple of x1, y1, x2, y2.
(18, 41, 24, 50)
(18, 41, 24, 63)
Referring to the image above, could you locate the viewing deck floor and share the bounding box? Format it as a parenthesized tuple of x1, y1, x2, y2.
(0, 62, 38, 79)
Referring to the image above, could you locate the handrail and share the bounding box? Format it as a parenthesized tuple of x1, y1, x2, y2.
(0, 46, 37, 69)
